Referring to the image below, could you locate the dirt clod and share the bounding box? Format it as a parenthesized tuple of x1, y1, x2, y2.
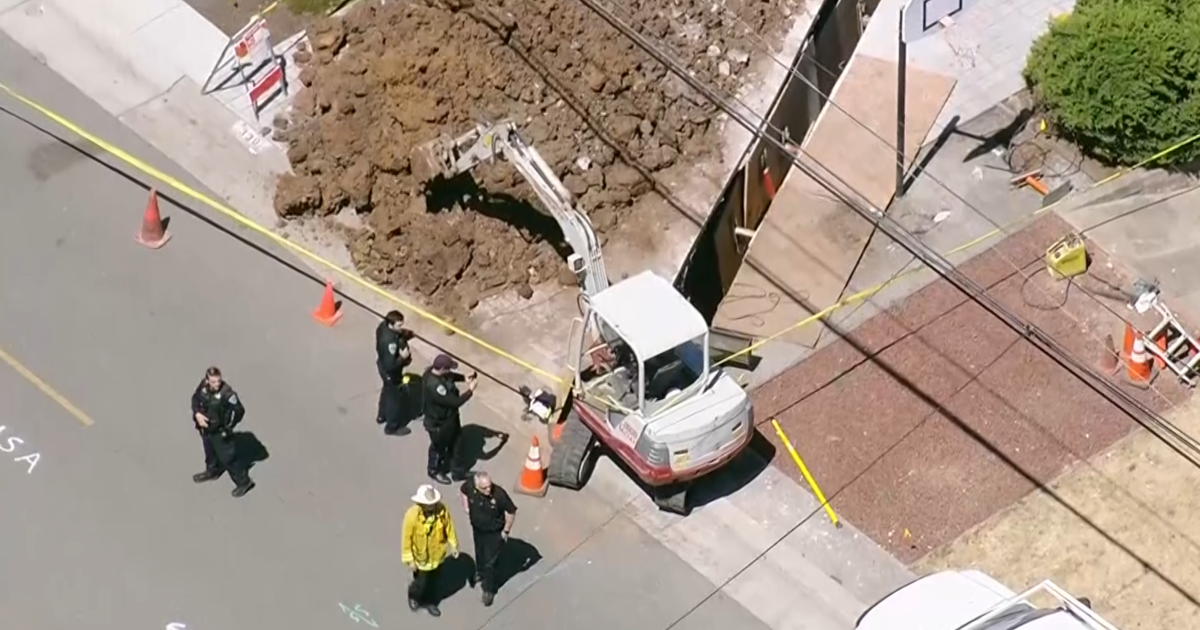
(275, 0, 791, 315)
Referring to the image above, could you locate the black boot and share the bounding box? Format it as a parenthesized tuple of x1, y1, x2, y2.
(192, 469, 223, 483)
(424, 604, 441, 617)
(482, 591, 495, 607)
(408, 598, 419, 612)
(231, 481, 256, 498)
(384, 425, 412, 436)
(430, 472, 452, 485)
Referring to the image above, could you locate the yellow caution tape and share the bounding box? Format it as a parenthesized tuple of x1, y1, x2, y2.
(771, 418, 838, 527)
(716, 129, 1200, 369)
(7, 73, 1197, 393)
(0, 81, 566, 386)
(1093, 130, 1200, 187)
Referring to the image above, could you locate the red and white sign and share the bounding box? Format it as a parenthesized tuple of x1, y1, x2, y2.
(228, 15, 287, 118)
(249, 64, 285, 110)
(234, 19, 271, 64)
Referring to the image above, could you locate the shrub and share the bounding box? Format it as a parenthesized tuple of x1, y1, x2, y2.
(1024, 0, 1200, 166)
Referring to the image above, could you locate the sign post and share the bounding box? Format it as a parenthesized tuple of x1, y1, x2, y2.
(233, 17, 287, 120)
(895, 0, 982, 198)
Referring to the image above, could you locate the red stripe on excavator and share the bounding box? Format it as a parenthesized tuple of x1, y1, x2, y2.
(573, 401, 750, 486)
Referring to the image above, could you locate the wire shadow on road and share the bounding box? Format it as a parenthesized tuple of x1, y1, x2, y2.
(0, 104, 521, 396)
(759, 263, 1200, 607)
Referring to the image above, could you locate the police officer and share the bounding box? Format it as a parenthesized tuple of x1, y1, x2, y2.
(459, 471, 517, 606)
(190, 366, 255, 497)
(423, 354, 476, 485)
(376, 309, 414, 436)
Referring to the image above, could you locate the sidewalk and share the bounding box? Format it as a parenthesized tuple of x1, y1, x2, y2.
(0, 0, 305, 237)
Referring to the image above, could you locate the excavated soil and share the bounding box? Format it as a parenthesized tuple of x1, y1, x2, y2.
(273, 0, 796, 318)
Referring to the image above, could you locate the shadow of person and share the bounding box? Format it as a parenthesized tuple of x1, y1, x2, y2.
(434, 552, 475, 602)
(383, 372, 426, 437)
(496, 537, 541, 591)
(458, 424, 510, 472)
(230, 431, 269, 470)
(402, 372, 425, 421)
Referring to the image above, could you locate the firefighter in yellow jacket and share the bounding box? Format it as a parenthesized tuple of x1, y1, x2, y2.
(402, 483, 459, 617)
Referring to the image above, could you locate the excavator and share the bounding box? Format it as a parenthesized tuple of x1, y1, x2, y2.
(413, 121, 754, 514)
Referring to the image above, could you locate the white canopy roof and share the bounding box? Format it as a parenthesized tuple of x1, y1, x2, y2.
(588, 271, 708, 360)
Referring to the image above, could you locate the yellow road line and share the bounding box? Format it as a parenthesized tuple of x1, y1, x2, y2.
(0, 81, 566, 386)
(0, 343, 93, 427)
(771, 418, 838, 527)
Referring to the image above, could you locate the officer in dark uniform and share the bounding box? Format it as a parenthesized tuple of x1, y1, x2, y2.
(375, 309, 414, 436)
(423, 354, 476, 485)
(459, 471, 517, 606)
(190, 366, 255, 497)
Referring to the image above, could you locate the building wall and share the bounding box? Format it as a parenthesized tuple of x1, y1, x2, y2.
(679, 0, 866, 322)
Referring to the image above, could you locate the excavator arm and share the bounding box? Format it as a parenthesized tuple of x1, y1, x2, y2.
(413, 121, 610, 297)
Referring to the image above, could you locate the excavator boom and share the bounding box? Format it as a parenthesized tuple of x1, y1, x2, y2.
(413, 121, 610, 297)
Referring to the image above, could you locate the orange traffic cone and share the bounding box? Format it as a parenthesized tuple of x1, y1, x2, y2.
(311, 281, 343, 326)
(1098, 333, 1119, 376)
(1153, 330, 1169, 369)
(135, 188, 171, 249)
(1126, 335, 1152, 388)
(514, 436, 548, 497)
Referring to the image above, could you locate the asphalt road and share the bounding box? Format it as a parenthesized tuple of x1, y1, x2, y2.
(0, 34, 770, 630)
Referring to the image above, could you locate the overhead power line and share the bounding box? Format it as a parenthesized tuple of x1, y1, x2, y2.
(568, 0, 1200, 468)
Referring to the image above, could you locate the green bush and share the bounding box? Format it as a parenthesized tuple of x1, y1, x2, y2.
(1024, 0, 1200, 166)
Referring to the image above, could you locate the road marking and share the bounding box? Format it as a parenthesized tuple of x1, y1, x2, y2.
(338, 603, 379, 628)
(0, 343, 93, 426)
(0, 425, 41, 473)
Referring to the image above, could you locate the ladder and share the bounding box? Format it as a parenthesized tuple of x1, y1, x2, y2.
(1144, 302, 1200, 386)
(961, 581, 1119, 630)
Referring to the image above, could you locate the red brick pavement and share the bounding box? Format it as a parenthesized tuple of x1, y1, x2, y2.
(751, 214, 1191, 564)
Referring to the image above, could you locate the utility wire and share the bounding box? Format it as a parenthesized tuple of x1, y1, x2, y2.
(567, 0, 1200, 467)
(544, 3, 1200, 627)
(596, 0, 1193, 419)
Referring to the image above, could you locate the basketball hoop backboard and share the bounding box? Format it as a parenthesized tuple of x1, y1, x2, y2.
(901, 0, 980, 43)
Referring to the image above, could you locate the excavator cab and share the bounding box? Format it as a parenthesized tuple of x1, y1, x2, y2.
(547, 270, 754, 514)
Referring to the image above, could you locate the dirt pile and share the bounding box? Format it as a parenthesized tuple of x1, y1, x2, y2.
(274, 0, 794, 318)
